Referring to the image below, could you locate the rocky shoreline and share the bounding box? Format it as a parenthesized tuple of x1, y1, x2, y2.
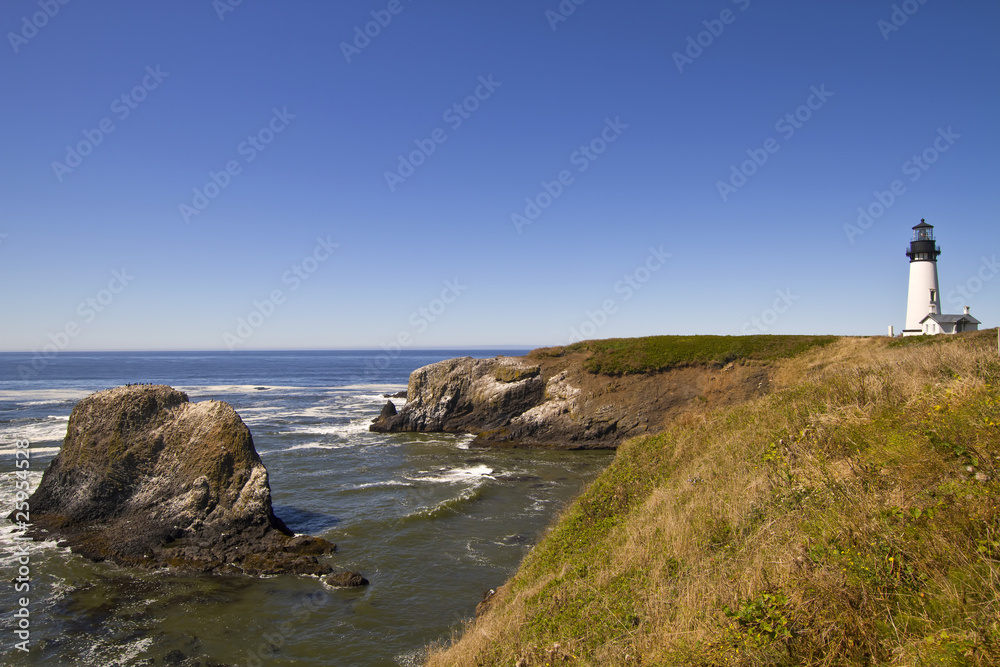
(371, 348, 772, 448)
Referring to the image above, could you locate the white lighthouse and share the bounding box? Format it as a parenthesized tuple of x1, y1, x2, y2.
(902, 219, 980, 336)
(903, 220, 941, 335)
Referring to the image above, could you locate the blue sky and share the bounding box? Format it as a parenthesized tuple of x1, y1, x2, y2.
(1, 0, 997, 351)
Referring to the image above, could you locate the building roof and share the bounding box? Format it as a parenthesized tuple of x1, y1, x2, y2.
(920, 313, 982, 325)
(913, 219, 933, 230)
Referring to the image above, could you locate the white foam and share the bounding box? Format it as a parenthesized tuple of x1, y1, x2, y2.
(286, 420, 371, 437)
(281, 441, 353, 453)
(0, 471, 62, 567)
(0, 388, 91, 403)
(0, 417, 69, 444)
(0, 446, 60, 457)
(343, 480, 413, 491)
(335, 384, 406, 391)
(298, 405, 346, 419)
(80, 637, 155, 667)
(176, 384, 308, 394)
(410, 464, 494, 484)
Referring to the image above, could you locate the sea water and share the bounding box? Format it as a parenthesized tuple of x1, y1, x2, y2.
(0, 351, 611, 666)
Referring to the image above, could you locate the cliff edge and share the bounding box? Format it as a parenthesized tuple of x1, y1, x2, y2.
(369, 336, 820, 448)
(17, 384, 335, 575)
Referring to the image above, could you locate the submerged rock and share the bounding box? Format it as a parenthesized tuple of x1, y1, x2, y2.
(326, 571, 369, 587)
(16, 384, 335, 575)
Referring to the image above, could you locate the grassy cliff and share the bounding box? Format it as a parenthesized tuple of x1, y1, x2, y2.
(427, 331, 1000, 666)
(535, 334, 839, 376)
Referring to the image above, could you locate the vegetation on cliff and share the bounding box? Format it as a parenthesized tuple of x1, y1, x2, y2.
(534, 334, 839, 376)
(428, 331, 1000, 666)
(374, 337, 837, 449)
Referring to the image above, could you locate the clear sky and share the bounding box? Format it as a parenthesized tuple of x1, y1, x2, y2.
(1, 0, 997, 352)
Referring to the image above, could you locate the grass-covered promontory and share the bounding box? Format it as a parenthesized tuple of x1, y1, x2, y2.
(429, 330, 1000, 666)
(532, 334, 838, 376)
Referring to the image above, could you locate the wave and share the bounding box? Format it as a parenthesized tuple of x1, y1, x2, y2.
(0, 389, 91, 403)
(0, 417, 70, 445)
(280, 441, 354, 453)
(0, 446, 61, 457)
(285, 420, 371, 437)
(408, 464, 493, 484)
(342, 480, 413, 491)
(403, 483, 487, 521)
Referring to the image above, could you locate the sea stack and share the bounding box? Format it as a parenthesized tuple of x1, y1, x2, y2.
(17, 385, 335, 575)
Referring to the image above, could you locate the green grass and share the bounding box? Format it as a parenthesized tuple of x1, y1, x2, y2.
(548, 334, 839, 376)
(427, 332, 1000, 667)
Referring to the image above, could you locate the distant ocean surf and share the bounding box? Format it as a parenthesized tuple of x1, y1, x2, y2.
(0, 350, 610, 666)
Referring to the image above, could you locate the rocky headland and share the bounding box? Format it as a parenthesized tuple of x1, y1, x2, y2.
(371, 344, 774, 448)
(17, 384, 335, 576)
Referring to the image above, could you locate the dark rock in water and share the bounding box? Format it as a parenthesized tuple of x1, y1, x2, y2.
(326, 571, 369, 587)
(379, 400, 397, 419)
(382, 391, 407, 399)
(14, 384, 335, 576)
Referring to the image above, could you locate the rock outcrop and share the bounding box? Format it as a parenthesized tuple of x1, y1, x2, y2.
(18, 385, 335, 575)
(371, 351, 771, 448)
(326, 571, 370, 587)
(371, 357, 545, 435)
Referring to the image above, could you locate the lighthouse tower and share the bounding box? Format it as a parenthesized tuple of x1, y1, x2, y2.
(903, 219, 942, 336)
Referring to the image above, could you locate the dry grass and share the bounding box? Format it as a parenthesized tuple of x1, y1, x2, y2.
(426, 330, 1000, 667)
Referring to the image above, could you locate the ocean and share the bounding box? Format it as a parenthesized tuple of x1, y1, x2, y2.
(0, 351, 611, 666)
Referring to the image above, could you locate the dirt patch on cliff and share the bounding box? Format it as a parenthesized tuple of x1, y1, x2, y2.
(492, 348, 773, 447)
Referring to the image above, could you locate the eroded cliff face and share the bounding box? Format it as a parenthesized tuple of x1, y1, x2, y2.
(371, 351, 771, 448)
(20, 385, 335, 575)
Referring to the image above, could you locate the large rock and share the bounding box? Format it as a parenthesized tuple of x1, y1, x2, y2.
(370, 357, 545, 435)
(17, 385, 335, 575)
(371, 351, 772, 448)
